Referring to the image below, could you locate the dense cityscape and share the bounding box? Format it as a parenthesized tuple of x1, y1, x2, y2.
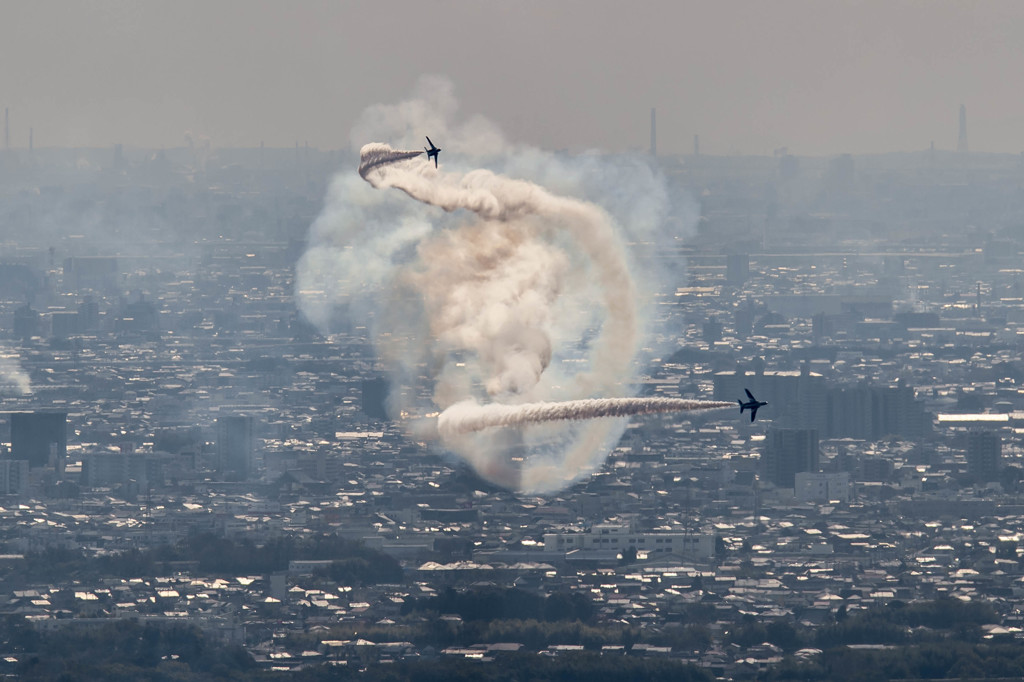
(2, 133, 1024, 681)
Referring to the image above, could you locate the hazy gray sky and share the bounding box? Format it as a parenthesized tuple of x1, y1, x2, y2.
(2, 0, 1023, 156)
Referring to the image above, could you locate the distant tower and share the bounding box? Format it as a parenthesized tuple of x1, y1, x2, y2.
(649, 108, 656, 156)
(958, 104, 968, 153)
(966, 430, 1001, 481)
(693, 134, 700, 156)
(216, 415, 254, 480)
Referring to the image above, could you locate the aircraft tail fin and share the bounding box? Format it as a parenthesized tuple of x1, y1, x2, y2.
(738, 399, 744, 412)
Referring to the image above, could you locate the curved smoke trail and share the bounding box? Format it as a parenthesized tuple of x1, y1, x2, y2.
(438, 398, 734, 439)
(359, 143, 637, 402)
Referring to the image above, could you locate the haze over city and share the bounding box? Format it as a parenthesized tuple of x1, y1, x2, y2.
(5, 2, 1024, 680)
(3, 0, 1024, 155)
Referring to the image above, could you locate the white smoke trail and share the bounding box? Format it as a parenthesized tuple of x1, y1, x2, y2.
(438, 398, 734, 439)
(358, 146, 425, 178)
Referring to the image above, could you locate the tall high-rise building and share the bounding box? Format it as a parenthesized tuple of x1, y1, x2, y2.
(958, 104, 968, 154)
(361, 377, 390, 420)
(966, 430, 1001, 482)
(78, 297, 100, 331)
(726, 253, 749, 286)
(763, 428, 818, 487)
(713, 366, 827, 432)
(650, 108, 656, 157)
(826, 381, 930, 441)
(12, 305, 40, 340)
(217, 415, 254, 480)
(0, 459, 29, 495)
(10, 412, 67, 469)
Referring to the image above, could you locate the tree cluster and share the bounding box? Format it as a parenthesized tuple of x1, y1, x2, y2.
(12, 532, 403, 585)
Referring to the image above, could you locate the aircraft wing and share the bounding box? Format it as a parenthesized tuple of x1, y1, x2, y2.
(749, 407, 758, 422)
(426, 136, 435, 149)
(745, 388, 756, 401)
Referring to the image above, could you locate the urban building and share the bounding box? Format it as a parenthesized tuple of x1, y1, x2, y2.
(795, 471, 852, 503)
(216, 415, 255, 480)
(0, 459, 29, 494)
(543, 524, 715, 561)
(9, 411, 67, 469)
(763, 428, 819, 487)
(966, 430, 1001, 482)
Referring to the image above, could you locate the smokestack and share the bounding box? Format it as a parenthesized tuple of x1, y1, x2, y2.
(649, 108, 656, 157)
(958, 104, 968, 154)
(693, 134, 700, 156)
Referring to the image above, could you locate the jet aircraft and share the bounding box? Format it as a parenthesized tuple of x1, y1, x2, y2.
(425, 136, 441, 168)
(738, 389, 767, 422)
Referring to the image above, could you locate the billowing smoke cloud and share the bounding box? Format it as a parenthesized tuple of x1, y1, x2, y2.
(0, 352, 31, 396)
(359, 142, 637, 402)
(297, 76, 700, 494)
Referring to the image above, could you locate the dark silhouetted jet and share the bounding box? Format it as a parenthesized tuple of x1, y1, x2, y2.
(738, 389, 767, 422)
(425, 136, 441, 168)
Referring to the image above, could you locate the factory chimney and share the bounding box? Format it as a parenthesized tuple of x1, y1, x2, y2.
(958, 104, 968, 154)
(649, 108, 656, 157)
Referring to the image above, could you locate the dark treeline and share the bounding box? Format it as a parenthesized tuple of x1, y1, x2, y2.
(402, 586, 595, 623)
(2, 617, 254, 681)
(11, 532, 403, 585)
(0, 614, 713, 682)
(728, 597, 1000, 654)
(0, 598, 1020, 681)
(286, 652, 713, 682)
(766, 642, 1024, 682)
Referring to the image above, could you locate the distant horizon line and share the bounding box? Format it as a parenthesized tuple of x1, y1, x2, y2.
(2, 145, 1023, 160)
